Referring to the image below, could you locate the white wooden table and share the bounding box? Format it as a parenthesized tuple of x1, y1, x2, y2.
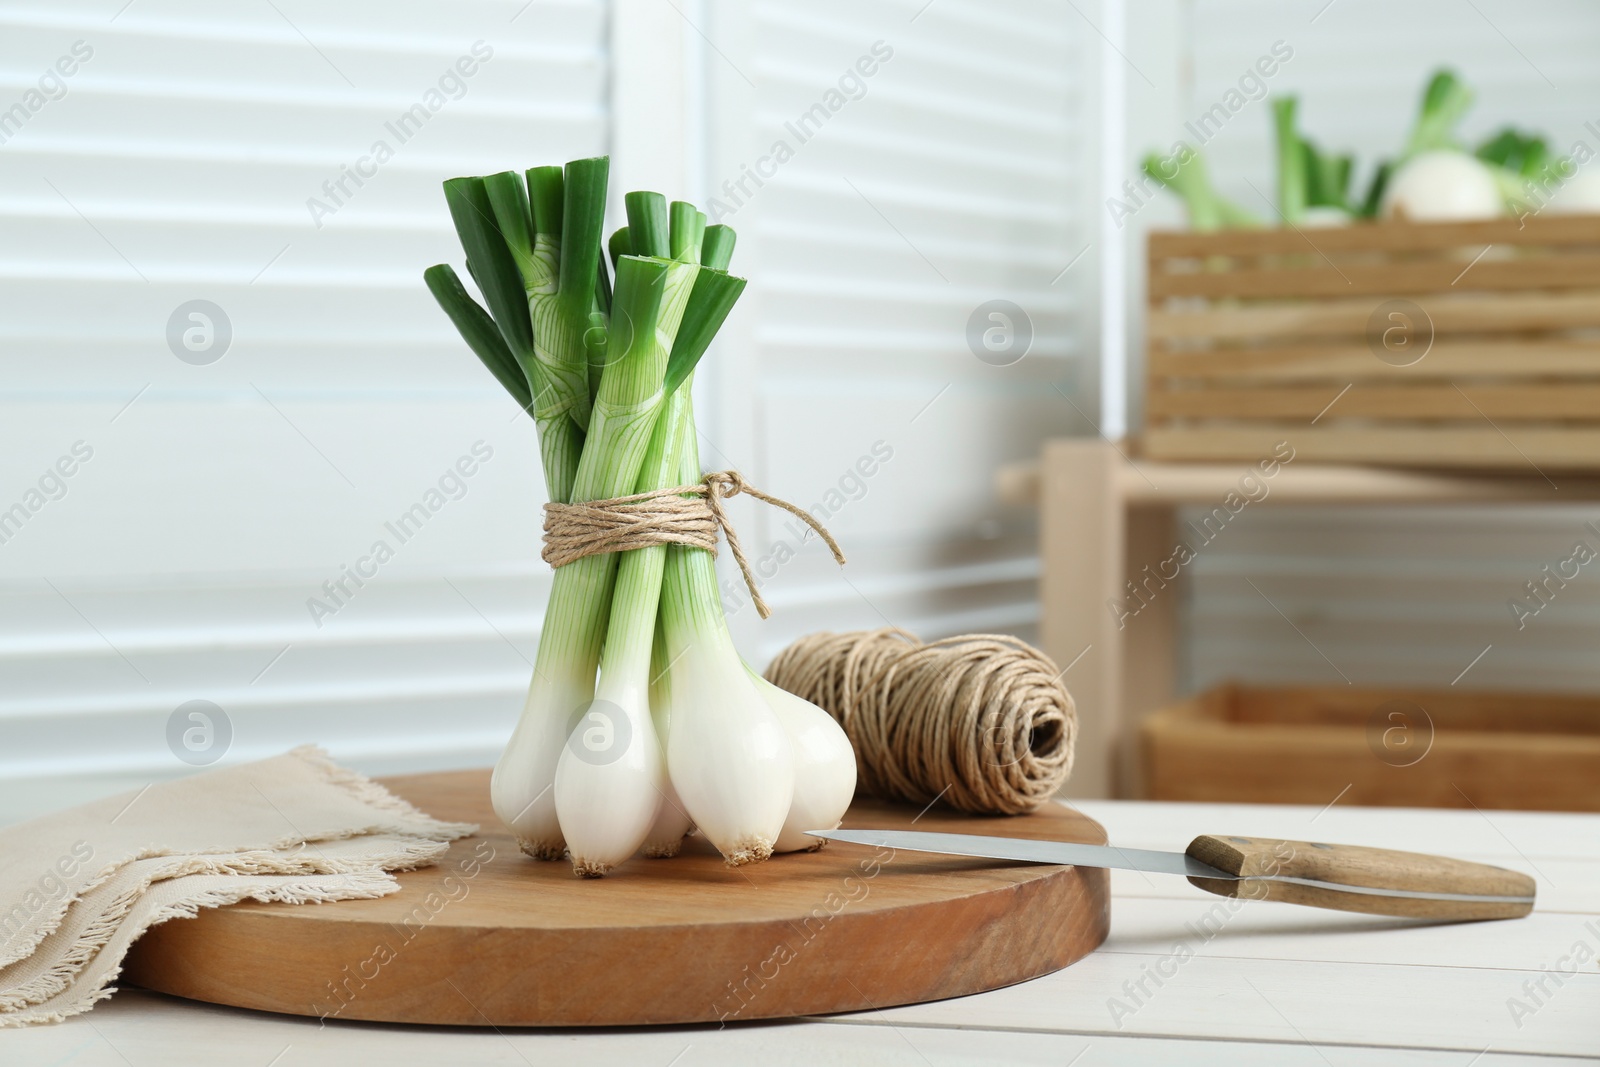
(8, 799, 1597, 1065)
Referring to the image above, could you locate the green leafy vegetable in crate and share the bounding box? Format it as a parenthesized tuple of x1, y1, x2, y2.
(1143, 68, 1599, 229)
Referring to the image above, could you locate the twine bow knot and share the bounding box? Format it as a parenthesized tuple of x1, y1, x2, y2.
(541, 470, 846, 619)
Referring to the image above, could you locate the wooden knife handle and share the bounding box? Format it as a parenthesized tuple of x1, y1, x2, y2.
(1184, 835, 1536, 921)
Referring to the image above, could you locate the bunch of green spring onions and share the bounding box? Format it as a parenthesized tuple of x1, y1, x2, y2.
(424, 156, 855, 877)
(1144, 70, 1593, 230)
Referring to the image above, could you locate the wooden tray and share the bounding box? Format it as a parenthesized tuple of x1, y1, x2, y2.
(1143, 215, 1600, 469)
(1141, 682, 1600, 810)
(123, 769, 1109, 1026)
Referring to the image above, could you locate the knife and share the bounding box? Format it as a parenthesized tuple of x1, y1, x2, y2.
(807, 828, 1536, 920)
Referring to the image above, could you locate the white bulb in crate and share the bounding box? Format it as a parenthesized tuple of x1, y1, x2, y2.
(1383, 151, 1503, 221)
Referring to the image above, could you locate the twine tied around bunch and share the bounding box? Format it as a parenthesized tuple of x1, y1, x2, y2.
(540, 470, 846, 619)
(764, 628, 1078, 815)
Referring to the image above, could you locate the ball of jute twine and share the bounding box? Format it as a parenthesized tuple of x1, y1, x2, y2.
(541, 470, 846, 620)
(763, 628, 1077, 815)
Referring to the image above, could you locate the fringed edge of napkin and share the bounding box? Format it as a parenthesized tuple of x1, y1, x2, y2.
(1, 865, 410, 1027)
(285, 745, 480, 841)
(0, 836, 451, 1016)
(0, 746, 477, 1024)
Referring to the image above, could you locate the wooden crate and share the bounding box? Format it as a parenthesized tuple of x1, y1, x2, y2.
(1140, 683, 1600, 811)
(1143, 215, 1600, 469)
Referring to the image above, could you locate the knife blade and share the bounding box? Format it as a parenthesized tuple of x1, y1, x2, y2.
(812, 828, 1230, 879)
(807, 828, 1537, 920)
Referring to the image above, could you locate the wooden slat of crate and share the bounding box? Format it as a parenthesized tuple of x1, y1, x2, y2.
(1141, 426, 1600, 468)
(1149, 291, 1600, 342)
(1148, 213, 1600, 258)
(1228, 684, 1600, 732)
(1149, 253, 1600, 301)
(1148, 340, 1600, 381)
(1139, 684, 1600, 811)
(1146, 383, 1600, 420)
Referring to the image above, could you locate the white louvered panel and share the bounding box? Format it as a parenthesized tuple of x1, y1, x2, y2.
(0, 0, 1089, 807)
(1172, 5, 1600, 700)
(0, 540, 1048, 819)
(741, 0, 1090, 654)
(0, 0, 607, 577)
(0, 0, 608, 796)
(1184, 505, 1600, 694)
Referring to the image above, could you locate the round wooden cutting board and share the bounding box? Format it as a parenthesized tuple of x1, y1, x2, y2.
(123, 769, 1109, 1026)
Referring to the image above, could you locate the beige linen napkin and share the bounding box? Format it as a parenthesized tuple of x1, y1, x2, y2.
(0, 746, 475, 1026)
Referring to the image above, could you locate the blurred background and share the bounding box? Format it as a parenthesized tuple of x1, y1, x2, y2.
(3, 0, 1597, 816)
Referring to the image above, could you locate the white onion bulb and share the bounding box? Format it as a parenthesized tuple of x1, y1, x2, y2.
(491, 673, 590, 860)
(664, 631, 793, 865)
(553, 687, 665, 877)
(1547, 168, 1600, 214)
(1301, 205, 1351, 228)
(641, 670, 693, 857)
(752, 673, 857, 853)
(1383, 150, 1503, 221)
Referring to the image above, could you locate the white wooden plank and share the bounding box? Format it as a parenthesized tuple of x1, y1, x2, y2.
(10, 990, 1595, 1067)
(876, 951, 1599, 1057)
(1104, 895, 1600, 972)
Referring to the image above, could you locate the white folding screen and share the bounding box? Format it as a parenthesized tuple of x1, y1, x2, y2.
(0, 0, 611, 814)
(709, 0, 1093, 664)
(0, 0, 1095, 814)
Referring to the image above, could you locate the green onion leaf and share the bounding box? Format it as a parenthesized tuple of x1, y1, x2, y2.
(625, 191, 670, 258)
(664, 268, 746, 396)
(531, 156, 608, 435)
(595, 254, 612, 316)
(608, 226, 631, 270)
(1142, 150, 1257, 231)
(669, 200, 700, 262)
(484, 170, 537, 289)
(424, 263, 532, 412)
(443, 175, 534, 362)
(1273, 96, 1306, 224)
(606, 255, 670, 370)
(570, 254, 672, 504)
(1405, 69, 1473, 159)
(558, 157, 609, 317)
(700, 224, 737, 271)
(1300, 138, 1354, 211)
(527, 165, 564, 238)
(1358, 161, 1392, 218)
